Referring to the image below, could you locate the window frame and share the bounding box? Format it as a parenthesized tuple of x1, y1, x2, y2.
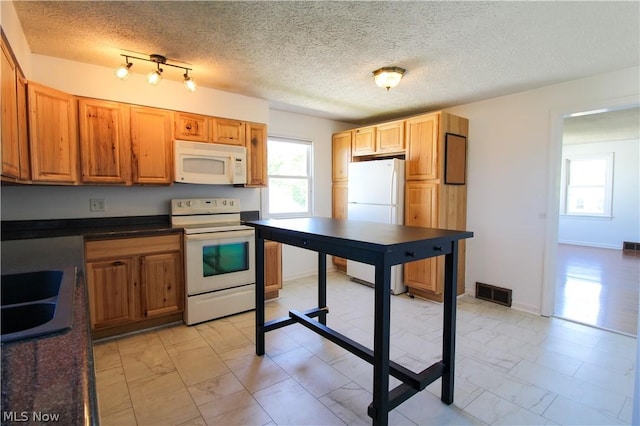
(263, 136, 313, 219)
(560, 152, 614, 218)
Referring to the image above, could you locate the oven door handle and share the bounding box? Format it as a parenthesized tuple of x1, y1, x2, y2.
(184, 229, 255, 241)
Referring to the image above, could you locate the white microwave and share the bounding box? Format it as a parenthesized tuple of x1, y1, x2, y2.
(174, 140, 247, 185)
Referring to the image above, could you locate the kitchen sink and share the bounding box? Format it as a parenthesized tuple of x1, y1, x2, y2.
(1, 270, 63, 305)
(1, 267, 76, 343)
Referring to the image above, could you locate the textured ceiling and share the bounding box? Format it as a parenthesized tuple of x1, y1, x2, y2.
(11, 1, 640, 124)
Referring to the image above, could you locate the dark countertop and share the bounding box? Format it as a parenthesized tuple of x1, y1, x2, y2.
(1, 236, 98, 425)
(1, 215, 178, 241)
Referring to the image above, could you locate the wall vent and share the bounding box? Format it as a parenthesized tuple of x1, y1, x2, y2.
(475, 282, 512, 307)
(623, 241, 640, 256)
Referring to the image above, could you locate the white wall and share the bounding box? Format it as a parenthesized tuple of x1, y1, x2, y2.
(267, 109, 352, 280)
(559, 139, 640, 248)
(447, 66, 640, 314)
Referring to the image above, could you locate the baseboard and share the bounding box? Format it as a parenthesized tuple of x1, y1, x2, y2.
(558, 240, 620, 250)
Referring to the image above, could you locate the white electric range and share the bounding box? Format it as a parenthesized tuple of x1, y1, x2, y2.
(171, 198, 255, 325)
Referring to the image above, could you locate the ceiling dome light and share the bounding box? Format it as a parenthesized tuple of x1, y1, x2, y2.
(373, 66, 406, 91)
(115, 59, 133, 80)
(183, 72, 197, 92)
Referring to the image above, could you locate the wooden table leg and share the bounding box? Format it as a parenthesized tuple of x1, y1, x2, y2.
(441, 240, 458, 403)
(255, 234, 266, 355)
(370, 258, 392, 426)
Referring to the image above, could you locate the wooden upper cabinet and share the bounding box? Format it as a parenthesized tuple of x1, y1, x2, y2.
(245, 122, 267, 187)
(78, 98, 131, 184)
(130, 106, 173, 184)
(352, 126, 376, 156)
(1, 35, 29, 182)
(1, 37, 19, 179)
(174, 112, 209, 142)
(211, 117, 245, 146)
(405, 113, 439, 181)
(376, 120, 404, 154)
(28, 83, 79, 184)
(15, 75, 29, 180)
(332, 131, 351, 181)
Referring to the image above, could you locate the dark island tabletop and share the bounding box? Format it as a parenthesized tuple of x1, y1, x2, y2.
(246, 217, 473, 264)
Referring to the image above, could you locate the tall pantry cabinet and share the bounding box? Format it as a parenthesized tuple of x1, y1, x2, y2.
(331, 111, 468, 302)
(404, 112, 468, 302)
(331, 130, 352, 271)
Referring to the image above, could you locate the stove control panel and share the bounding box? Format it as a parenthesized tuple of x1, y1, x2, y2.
(171, 198, 241, 215)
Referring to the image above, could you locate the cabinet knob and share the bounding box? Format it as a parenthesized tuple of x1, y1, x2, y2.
(433, 246, 442, 252)
(405, 251, 415, 257)
(112, 260, 124, 266)
(185, 123, 192, 130)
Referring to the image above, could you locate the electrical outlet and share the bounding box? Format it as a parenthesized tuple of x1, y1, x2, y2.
(90, 199, 106, 212)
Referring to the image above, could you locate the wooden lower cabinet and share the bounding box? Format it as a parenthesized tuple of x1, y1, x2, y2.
(85, 234, 184, 338)
(331, 182, 348, 271)
(264, 240, 282, 300)
(404, 181, 439, 294)
(140, 251, 183, 318)
(85, 258, 137, 329)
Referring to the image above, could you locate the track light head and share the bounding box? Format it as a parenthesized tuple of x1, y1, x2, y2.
(183, 71, 197, 92)
(115, 57, 133, 80)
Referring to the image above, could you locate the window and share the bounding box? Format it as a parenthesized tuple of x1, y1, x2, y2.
(561, 153, 614, 217)
(266, 137, 312, 217)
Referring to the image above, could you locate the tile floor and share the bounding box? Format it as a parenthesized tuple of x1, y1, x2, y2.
(94, 271, 637, 425)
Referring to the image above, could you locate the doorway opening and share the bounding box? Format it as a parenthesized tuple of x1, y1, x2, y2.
(553, 107, 639, 336)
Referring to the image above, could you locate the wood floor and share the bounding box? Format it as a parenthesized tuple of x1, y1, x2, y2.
(554, 244, 639, 336)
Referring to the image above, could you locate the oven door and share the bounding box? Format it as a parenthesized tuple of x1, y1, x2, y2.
(184, 229, 255, 295)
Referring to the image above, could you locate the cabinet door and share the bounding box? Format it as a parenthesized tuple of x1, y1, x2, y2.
(245, 122, 268, 187)
(211, 117, 245, 146)
(28, 83, 79, 183)
(130, 106, 173, 184)
(331, 131, 351, 181)
(1, 39, 20, 179)
(352, 127, 375, 156)
(86, 258, 138, 329)
(78, 98, 131, 184)
(16, 74, 29, 180)
(140, 251, 184, 318)
(331, 182, 348, 270)
(404, 182, 439, 293)
(174, 112, 209, 142)
(405, 113, 439, 181)
(376, 120, 405, 153)
(264, 240, 282, 300)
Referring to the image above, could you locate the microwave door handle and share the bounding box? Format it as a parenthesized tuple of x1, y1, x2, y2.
(228, 155, 234, 184)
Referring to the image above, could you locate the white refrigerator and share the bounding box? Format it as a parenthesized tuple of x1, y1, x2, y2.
(346, 159, 406, 294)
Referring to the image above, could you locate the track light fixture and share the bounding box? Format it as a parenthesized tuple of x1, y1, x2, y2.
(115, 53, 197, 92)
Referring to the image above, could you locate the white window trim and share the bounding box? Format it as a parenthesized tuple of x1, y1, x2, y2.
(262, 136, 313, 219)
(560, 152, 614, 218)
